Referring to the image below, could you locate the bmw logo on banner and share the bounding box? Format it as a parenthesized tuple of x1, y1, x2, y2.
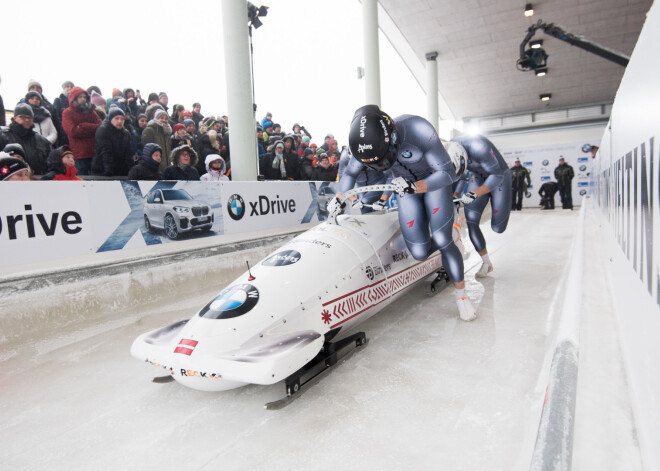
(199, 284, 259, 319)
(227, 194, 246, 221)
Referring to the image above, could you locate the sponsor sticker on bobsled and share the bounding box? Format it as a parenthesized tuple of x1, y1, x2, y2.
(262, 250, 301, 267)
(199, 284, 259, 319)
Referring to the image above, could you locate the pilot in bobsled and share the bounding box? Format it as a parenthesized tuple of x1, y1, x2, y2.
(329, 105, 477, 322)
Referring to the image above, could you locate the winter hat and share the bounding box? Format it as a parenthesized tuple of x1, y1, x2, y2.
(316, 148, 325, 157)
(256, 126, 263, 132)
(25, 91, 42, 103)
(303, 148, 315, 157)
(27, 79, 42, 91)
(183, 119, 195, 127)
(174, 123, 185, 133)
(148, 92, 159, 102)
(110, 101, 126, 112)
(158, 92, 168, 99)
(205, 154, 225, 172)
(137, 113, 148, 121)
(275, 142, 284, 150)
(155, 109, 168, 120)
(14, 103, 34, 118)
(302, 136, 310, 143)
(62, 80, 74, 89)
(0, 156, 29, 180)
(142, 143, 162, 161)
(60, 146, 74, 158)
(515, 158, 520, 162)
(112, 88, 122, 98)
(3, 143, 26, 159)
(107, 106, 126, 121)
(325, 133, 334, 139)
(182, 110, 193, 119)
(90, 91, 105, 107)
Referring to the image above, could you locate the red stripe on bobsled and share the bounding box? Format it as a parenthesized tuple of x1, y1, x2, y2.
(179, 339, 198, 347)
(174, 346, 194, 355)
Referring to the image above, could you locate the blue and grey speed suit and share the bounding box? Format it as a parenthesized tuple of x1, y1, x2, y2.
(339, 115, 464, 283)
(452, 135, 512, 253)
(338, 148, 392, 213)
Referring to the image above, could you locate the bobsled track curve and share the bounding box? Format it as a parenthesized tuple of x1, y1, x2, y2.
(0, 206, 642, 471)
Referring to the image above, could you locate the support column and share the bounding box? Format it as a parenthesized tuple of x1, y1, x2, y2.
(362, 0, 381, 106)
(426, 51, 439, 131)
(222, 0, 257, 181)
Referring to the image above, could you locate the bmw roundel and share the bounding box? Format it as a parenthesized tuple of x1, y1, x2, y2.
(199, 284, 259, 319)
(542, 160, 549, 166)
(227, 194, 246, 221)
(579, 165, 587, 171)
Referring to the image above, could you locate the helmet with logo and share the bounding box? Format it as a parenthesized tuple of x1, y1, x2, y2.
(348, 105, 397, 171)
(444, 141, 468, 178)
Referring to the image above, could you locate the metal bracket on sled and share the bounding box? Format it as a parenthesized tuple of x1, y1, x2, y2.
(328, 184, 398, 226)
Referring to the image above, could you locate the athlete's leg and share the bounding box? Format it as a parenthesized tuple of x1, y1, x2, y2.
(358, 190, 384, 214)
(396, 192, 433, 261)
(489, 169, 512, 233)
(463, 176, 490, 253)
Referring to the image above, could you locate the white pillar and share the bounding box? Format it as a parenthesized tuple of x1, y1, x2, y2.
(222, 0, 257, 181)
(426, 52, 439, 131)
(362, 0, 381, 106)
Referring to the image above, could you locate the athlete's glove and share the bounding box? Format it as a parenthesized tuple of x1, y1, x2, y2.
(351, 198, 364, 210)
(372, 200, 387, 211)
(327, 197, 345, 218)
(460, 191, 478, 205)
(392, 177, 416, 195)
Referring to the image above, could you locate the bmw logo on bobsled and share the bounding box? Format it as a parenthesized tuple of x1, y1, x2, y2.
(131, 191, 443, 406)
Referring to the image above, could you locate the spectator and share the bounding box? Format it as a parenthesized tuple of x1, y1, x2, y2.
(313, 154, 338, 181)
(263, 141, 289, 180)
(90, 91, 107, 120)
(41, 146, 82, 181)
(256, 126, 266, 164)
(53, 80, 74, 145)
(3, 143, 26, 162)
(260, 111, 273, 129)
(292, 122, 311, 139)
(158, 92, 169, 112)
(510, 157, 531, 210)
(141, 109, 173, 172)
(200, 154, 229, 181)
(215, 118, 227, 137)
(183, 118, 200, 160)
(321, 133, 334, 151)
(327, 139, 339, 155)
(220, 129, 230, 164)
(25, 91, 58, 145)
(25, 80, 65, 145)
(299, 148, 315, 180)
(137, 92, 159, 117)
(0, 103, 51, 175)
(62, 87, 102, 175)
(128, 143, 163, 180)
(270, 123, 284, 141)
(0, 155, 30, 181)
(261, 120, 273, 143)
(554, 156, 575, 210)
(136, 113, 148, 141)
(171, 123, 193, 150)
(170, 104, 185, 126)
(198, 129, 221, 168)
(123, 88, 139, 117)
(0, 75, 5, 126)
(282, 135, 300, 180)
(93, 107, 133, 177)
(123, 107, 140, 159)
(145, 102, 165, 121)
(328, 150, 341, 168)
(297, 135, 310, 157)
(163, 145, 200, 181)
(192, 102, 204, 127)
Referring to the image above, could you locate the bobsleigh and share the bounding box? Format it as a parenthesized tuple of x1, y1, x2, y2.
(130, 185, 447, 406)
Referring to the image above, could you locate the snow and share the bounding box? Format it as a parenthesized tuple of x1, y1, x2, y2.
(0, 207, 641, 470)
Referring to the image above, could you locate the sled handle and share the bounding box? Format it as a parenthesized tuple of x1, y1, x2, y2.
(327, 184, 398, 225)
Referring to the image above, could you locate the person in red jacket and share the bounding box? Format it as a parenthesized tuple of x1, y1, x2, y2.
(61, 87, 101, 175)
(41, 146, 82, 181)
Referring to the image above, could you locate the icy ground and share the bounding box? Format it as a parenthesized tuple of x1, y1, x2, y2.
(0, 207, 641, 470)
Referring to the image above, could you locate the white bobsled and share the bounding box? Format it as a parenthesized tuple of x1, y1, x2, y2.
(130, 186, 443, 394)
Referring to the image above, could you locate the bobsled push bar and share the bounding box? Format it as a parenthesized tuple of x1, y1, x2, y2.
(328, 184, 398, 225)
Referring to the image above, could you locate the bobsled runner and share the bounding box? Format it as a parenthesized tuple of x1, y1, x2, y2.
(130, 185, 449, 406)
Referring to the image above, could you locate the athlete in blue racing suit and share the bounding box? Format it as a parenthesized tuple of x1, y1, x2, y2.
(448, 135, 512, 278)
(329, 105, 477, 321)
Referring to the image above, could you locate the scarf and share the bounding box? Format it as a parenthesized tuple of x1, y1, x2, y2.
(272, 151, 286, 178)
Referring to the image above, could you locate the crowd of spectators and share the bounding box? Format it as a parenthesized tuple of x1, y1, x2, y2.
(0, 79, 342, 182)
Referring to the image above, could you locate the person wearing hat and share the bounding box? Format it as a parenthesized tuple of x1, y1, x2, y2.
(61, 87, 102, 175)
(261, 140, 288, 180)
(256, 126, 266, 164)
(0, 155, 30, 181)
(313, 153, 338, 182)
(554, 156, 575, 210)
(25, 91, 58, 145)
(158, 92, 169, 112)
(0, 103, 51, 175)
(200, 154, 229, 181)
(171, 123, 193, 151)
(41, 146, 82, 181)
(53, 80, 74, 145)
(197, 128, 222, 174)
(93, 106, 134, 177)
(163, 144, 200, 181)
(170, 104, 185, 127)
(281, 134, 300, 180)
(141, 109, 173, 172)
(128, 143, 163, 181)
(3, 143, 26, 161)
(298, 147, 316, 180)
(510, 157, 531, 211)
(260, 112, 273, 129)
(321, 133, 334, 151)
(292, 123, 311, 140)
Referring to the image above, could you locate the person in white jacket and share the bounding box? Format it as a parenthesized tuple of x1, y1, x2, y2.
(25, 91, 57, 145)
(200, 154, 229, 181)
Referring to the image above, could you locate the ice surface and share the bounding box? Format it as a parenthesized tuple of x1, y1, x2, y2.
(0, 207, 641, 470)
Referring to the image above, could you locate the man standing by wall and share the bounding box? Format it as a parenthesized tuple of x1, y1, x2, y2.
(554, 156, 575, 210)
(510, 157, 531, 211)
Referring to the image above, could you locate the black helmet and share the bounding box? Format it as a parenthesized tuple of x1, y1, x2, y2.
(348, 105, 397, 171)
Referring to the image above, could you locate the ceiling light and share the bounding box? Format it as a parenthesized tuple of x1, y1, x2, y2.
(530, 39, 543, 49)
(540, 93, 552, 101)
(535, 67, 548, 76)
(524, 4, 534, 17)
